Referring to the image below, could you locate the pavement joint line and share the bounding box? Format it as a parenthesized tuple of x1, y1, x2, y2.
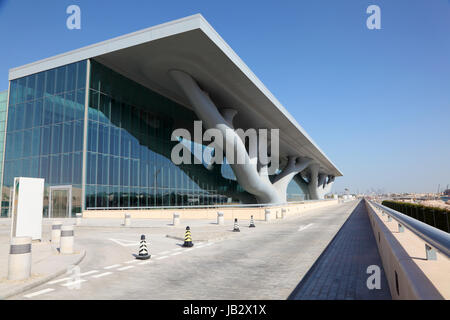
(79, 270, 98, 276)
(61, 279, 87, 287)
(92, 272, 113, 279)
(23, 288, 55, 298)
(117, 266, 135, 271)
(104, 264, 121, 269)
(156, 255, 169, 260)
(48, 277, 72, 285)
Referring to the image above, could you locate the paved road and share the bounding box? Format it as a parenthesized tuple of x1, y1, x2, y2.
(11, 200, 362, 300)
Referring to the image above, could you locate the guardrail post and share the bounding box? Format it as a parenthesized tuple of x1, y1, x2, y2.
(265, 209, 271, 221)
(124, 213, 131, 227)
(51, 221, 62, 251)
(76, 213, 82, 226)
(217, 212, 224, 225)
(60, 225, 74, 255)
(398, 223, 404, 233)
(173, 212, 180, 226)
(425, 244, 437, 260)
(8, 236, 32, 280)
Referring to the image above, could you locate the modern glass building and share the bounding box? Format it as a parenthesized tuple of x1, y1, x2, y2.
(0, 90, 7, 214)
(2, 15, 341, 217)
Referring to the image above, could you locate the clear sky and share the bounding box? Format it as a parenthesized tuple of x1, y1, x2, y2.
(0, 0, 449, 194)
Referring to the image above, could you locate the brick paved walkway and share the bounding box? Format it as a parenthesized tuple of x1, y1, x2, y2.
(288, 200, 392, 300)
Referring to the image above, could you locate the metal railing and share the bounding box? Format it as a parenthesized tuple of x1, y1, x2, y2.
(368, 200, 450, 259)
(86, 198, 337, 211)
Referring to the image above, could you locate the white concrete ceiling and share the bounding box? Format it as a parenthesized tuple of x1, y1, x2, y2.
(9, 14, 342, 177)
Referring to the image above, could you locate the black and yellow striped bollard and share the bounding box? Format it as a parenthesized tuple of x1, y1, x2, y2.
(182, 226, 194, 247)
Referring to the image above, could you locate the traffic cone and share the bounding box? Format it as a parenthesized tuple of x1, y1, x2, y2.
(249, 215, 255, 228)
(182, 226, 194, 247)
(233, 218, 240, 232)
(135, 235, 151, 260)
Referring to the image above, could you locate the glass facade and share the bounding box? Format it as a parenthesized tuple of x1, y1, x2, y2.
(85, 60, 243, 208)
(0, 90, 7, 214)
(1, 59, 306, 215)
(287, 179, 310, 201)
(2, 61, 86, 216)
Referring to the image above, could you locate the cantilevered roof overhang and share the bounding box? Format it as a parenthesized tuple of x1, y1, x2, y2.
(9, 14, 342, 177)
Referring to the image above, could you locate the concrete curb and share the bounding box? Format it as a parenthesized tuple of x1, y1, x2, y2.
(0, 248, 86, 300)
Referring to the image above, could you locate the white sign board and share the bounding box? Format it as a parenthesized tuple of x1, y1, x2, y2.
(11, 177, 44, 241)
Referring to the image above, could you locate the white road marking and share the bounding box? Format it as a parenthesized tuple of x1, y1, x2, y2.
(92, 272, 113, 279)
(159, 251, 170, 255)
(156, 255, 168, 260)
(138, 260, 153, 265)
(173, 248, 183, 251)
(48, 277, 71, 285)
(79, 270, 98, 276)
(104, 264, 121, 270)
(117, 266, 135, 271)
(185, 248, 194, 252)
(109, 238, 140, 247)
(24, 288, 55, 298)
(298, 223, 314, 232)
(170, 251, 182, 256)
(204, 242, 214, 247)
(61, 279, 87, 287)
(125, 259, 139, 264)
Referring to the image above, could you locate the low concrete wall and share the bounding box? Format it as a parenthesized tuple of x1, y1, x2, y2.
(83, 200, 339, 221)
(365, 200, 450, 299)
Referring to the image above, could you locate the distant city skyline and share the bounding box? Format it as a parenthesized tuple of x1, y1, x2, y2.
(0, 0, 449, 194)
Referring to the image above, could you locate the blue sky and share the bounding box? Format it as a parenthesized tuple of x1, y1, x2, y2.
(0, 0, 449, 194)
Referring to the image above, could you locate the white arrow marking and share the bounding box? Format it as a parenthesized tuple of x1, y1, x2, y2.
(298, 223, 314, 232)
(24, 288, 55, 298)
(92, 272, 112, 279)
(109, 238, 140, 247)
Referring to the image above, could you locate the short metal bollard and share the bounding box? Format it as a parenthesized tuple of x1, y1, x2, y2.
(76, 213, 82, 226)
(51, 221, 62, 251)
(425, 244, 437, 260)
(276, 209, 282, 219)
(60, 225, 74, 254)
(217, 212, 224, 225)
(265, 209, 271, 221)
(8, 236, 32, 280)
(124, 213, 131, 227)
(387, 215, 392, 222)
(173, 212, 180, 226)
(398, 223, 404, 233)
